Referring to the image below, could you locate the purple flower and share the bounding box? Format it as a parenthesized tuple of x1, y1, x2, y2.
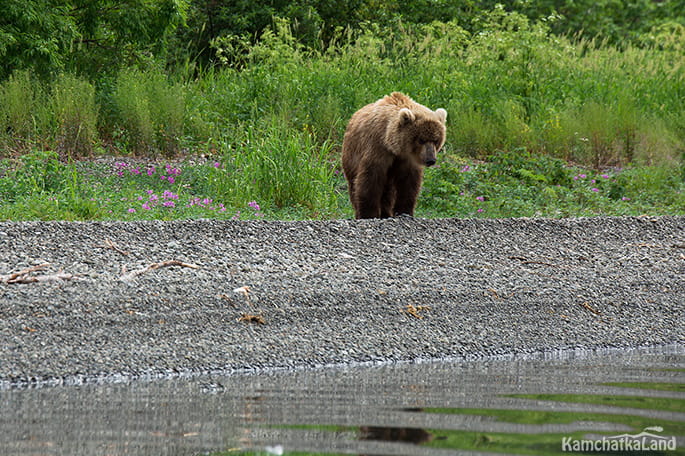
(149, 194, 159, 202)
(162, 190, 179, 200)
(248, 201, 260, 211)
(213, 162, 221, 168)
(142, 202, 152, 210)
(477, 208, 484, 213)
(591, 188, 600, 192)
(162, 200, 175, 208)
(232, 211, 241, 220)
(622, 197, 631, 201)
(128, 208, 136, 213)
(476, 196, 485, 202)
(461, 165, 471, 173)
(147, 166, 156, 176)
(167, 176, 175, 184)
(601, 174, 610, 179)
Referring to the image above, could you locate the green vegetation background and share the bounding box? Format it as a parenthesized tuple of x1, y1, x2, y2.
(0, 0, 683, 220)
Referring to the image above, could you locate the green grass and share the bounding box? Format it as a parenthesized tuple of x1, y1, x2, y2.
(0, 148, 682, 221)
(504, 393, 685, 414)
(601, 382, 685, 392)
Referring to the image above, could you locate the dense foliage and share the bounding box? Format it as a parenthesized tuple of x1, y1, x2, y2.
(0, 0, 187, 79)
(2, 0, 683, 78)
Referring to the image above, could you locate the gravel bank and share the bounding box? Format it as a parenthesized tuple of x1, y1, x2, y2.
(0, 216, 683, 387)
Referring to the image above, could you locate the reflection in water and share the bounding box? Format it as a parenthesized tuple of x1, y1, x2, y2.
(0, 345, 683, 456)
(359, 426, 434, 444)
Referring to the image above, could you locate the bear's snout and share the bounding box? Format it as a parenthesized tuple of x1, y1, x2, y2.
(423, 143, 437, 167)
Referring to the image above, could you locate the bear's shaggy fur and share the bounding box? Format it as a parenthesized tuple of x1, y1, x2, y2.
(342, 92, 447, 219)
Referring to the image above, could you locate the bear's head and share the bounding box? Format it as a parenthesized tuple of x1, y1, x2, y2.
(397, 106, 447, 167)
(381, 94, 446, 168)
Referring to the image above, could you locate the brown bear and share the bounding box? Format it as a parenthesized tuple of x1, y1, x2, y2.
(342, 92, 447, 219)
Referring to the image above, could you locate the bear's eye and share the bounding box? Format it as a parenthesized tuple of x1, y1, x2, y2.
(418, 138, 427, 145)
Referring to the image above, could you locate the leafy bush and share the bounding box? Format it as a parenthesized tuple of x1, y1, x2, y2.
(0, 0, 186, 80)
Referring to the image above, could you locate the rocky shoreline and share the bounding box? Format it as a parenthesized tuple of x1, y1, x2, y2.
(0, 216, 683, 387)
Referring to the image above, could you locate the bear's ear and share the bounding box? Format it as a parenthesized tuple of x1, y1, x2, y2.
(399, 108, 415, 126)
(435, 108, 447, 124)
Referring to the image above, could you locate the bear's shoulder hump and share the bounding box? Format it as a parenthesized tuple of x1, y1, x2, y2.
(381, 92, 413, 108)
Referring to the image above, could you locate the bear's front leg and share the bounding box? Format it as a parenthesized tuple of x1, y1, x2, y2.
(354, 167, 388, 219)
(391, 165, 423, 216)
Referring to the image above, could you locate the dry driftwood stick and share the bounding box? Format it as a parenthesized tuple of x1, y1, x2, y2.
(102, 238, 129, 256)
(120, 260, 200, 281)
(580, 301, 601, 316)
(1, 263, 50, 283)
(238, 313, 265, 324)
(401, 304, 431, 319)
(7, 272, 75, 284)
(233, 285, 252, 306)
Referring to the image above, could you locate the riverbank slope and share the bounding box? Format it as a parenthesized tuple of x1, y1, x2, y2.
(0, 216, 683, 387)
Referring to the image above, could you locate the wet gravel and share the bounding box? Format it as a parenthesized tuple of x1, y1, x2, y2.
(0, 216, 683, 387)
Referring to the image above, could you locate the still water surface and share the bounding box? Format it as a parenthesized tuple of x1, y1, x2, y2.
(1, 345, 683, 456)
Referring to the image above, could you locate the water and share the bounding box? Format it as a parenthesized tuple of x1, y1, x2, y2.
(1, 345, 683, 456)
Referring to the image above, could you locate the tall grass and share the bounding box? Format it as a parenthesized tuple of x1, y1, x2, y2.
(52, 73, 98, 159)
(0, 72, 98, 158)
(112, 68, 185, 155)
(198, 120, 339, 215)
(0, 71, 50, 150)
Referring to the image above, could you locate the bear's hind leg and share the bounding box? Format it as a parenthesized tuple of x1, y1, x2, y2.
(346, 175, 356, 209)
(380, 184, 396, 218)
